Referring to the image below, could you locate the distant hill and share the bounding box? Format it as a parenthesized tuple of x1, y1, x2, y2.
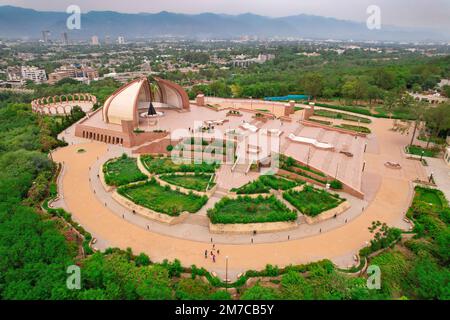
(0, 5, 447, 42)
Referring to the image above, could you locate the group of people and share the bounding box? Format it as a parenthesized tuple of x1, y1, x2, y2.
(205, 244, 220, 263)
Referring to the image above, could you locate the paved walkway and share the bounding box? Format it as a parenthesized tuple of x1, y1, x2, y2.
(424, 157, 450, 203)
(52, 117, 426, 280)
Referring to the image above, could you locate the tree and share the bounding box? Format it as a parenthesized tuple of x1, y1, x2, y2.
(424, 103, 450, 148)
(301, 73, 324, 101)
(442, 85, 450, 98)
(391, 94, 429, 146)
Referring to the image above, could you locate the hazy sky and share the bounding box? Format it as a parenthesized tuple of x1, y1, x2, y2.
(1, 0, 449, 29)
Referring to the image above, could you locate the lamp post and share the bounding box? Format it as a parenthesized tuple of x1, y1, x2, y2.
(420, 150, 425, 161)
(225, 256, 229, 292)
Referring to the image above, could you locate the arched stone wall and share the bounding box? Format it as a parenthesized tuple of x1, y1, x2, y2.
(31, 93, 97, 116)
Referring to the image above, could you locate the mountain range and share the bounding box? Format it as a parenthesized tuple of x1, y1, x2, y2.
(0, 5, 448, 42)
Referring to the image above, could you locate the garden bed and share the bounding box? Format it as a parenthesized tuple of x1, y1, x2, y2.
(118, 178, 208, 216)
(159, 173, 215, 192)
(314, 109, 371, 123)
(231, 174, 301, 194)
(103, 154, 147, 186)
(283, 185, 345, 217)
(406, 145, 439, 158)
(140, 155, 219, 174)
(334, 124, 371, 134)
(207, 195, 297, 224)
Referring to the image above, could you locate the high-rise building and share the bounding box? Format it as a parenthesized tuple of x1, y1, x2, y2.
(117, 36, 125, 45)
(91, 35, 99, 45)
(42, 30, 50, 43)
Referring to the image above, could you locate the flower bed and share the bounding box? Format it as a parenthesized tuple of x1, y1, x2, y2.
(283, 185, 344, 217)
(118, 178, 208, 216)
(103, 154, 147, 186)
(207, 195, 297, 224)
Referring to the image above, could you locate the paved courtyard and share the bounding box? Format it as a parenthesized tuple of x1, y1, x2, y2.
(52, 113, 428, 280)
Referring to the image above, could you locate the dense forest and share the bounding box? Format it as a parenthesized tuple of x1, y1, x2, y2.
(0, 50, 449, 299)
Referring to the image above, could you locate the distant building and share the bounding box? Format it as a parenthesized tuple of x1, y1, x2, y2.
(232, 53, 275, 68)
(6, 66, 22, 81)
(48, 65, 99, 84)
(61, 32, 69, 45)
(91, 36, 99, 45)
(42, 30, 50, 43)
(117, 36, 125, 45)
(20, 66, 47, 83)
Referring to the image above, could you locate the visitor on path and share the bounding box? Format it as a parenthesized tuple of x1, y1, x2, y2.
(217, 249, 220, 255)
(320, 228, 322, 233)
(212, 255, 216, 263)
(204, 250, 208, 258)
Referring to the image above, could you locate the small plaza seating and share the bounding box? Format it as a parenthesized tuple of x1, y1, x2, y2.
(288, 133, 334, 150)
(240, 122, 259, 133)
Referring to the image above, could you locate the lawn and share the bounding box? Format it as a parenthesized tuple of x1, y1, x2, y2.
(103, 155, 147, 186)
(118, 178, 208, 216)
(141, 155, 219, 174)
(207, 195, 297, 224)
(406, 145, 439, 158)
(283, 185, 344, 217)
(159, 173, 215, 192)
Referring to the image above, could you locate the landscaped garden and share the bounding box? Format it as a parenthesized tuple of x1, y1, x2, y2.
(283, 185, 344, 217)
(159, 173, 215, 192)
(207, 195, 297, 224)
(141, 155, 219, 174)
(406, 145, 439, 158)
(231, 174, 301, 194)
(117, 178, 208, 216)
(103, 154, 147, 186)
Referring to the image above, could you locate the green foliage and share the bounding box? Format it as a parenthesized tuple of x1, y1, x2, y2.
(283, 185, 344, 217)
(334, 124, 371, 134)
(406, 145, 439, 158)
(159, 173, 215, 192)
(175, 278, 212, 300)
(231, 179, 270, 194)
(207, 195, 297, 224)
(314, 109, 372, 123)
(241, 283, 280, 300)
(141, 155, 219, 174)
(329, 180, 343, 190)
(103, 155, 147, 186)
(118, 178, 208, 216)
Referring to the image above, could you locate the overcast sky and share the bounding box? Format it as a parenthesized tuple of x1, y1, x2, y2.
(1, 0, 449, 29)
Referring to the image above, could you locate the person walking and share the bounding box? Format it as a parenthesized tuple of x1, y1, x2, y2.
(204, 250, 208, 259)
(212, 255, 216, 263)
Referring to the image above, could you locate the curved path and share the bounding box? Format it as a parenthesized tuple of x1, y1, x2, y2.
(52, 118, 426, 280)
